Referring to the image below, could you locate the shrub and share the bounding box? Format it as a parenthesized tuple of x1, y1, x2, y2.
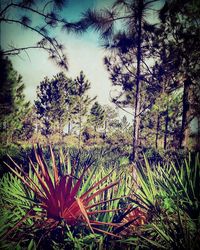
(125, 154, 200, 249)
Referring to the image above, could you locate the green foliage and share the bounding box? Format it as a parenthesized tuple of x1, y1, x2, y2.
(0, 145, 130, 249)
(1, 145, 199, 249)
(72, 71, 96, 147)
(89, 101, 105, 132)
(35, 72, 76, 138)
(0, 172, 34, 249)
(154, 0, 200, 150)
(0, 144, 33, 177)
(0, 53, 30, 146)
(128, 153, 200, 249)
(72, 71, 96, 118)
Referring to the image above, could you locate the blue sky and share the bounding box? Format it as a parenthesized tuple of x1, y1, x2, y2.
(1, 0, 115, 106)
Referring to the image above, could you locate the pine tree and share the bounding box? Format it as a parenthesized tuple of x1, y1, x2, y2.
(71, 0, 160, 160)
(102, 105, 119, 138)
(158, 0, 200, 150)
(72, 71, 96, 147)
(0, 52, 30, 145)
(89, 102, 105, 132)
(34, 73, 76, 142)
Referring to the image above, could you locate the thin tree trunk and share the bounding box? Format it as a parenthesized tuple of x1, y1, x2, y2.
(78, 100, 82, 149)
(104, 120, 107, 138)
(198, 115, 200, 151)
(59, 118, 62, 143)
(179, 77, 191, 148)
(132, 5, 142, 162)
(164, 105, 169, 150)
(68, 118, 71, 135)
(155, 113, 160, 149)
(78, 109, 82, 150)
(78, 115, 82, 149)
(45, 133, 50, 145)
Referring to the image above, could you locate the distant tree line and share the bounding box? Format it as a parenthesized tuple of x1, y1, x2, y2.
(0, 54, 132, 149)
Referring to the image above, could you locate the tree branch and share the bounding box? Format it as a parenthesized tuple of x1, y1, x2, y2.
(141, 59, 153, 75)
(8, 3, 68, 25)
(109, 90, 133, 116)
(3, 45, 52, 56)
(0, 3, 13, 16)
(1, 18, 67, 69)
(123, 61, 137, 77)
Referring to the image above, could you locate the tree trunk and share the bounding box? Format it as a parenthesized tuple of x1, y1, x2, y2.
(68, 118, 71, 135)
(198, 115, 200, 151)
(59, 118, 62, 143)
(78, 115, 82, 149)
(179, 77, 191, 148)
(164, 105, 169, 150)
(78, 100, 82, 149)
(104, 120, 107, 138)
(132, 5, 142, 162)
(155, 113, 160, 149)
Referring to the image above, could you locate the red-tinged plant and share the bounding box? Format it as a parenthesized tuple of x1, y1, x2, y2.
(123, 206, 147, 226)
(111, 205, 148, 236)
(3, 145, 124, 239)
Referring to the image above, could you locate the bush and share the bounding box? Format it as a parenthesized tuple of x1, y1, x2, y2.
(125, 153, 200, 250)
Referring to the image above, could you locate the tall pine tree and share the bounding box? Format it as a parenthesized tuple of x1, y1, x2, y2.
(0, 52, 30, 145)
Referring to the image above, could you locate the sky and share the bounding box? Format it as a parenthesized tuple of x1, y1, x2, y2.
(1, 0, 164, 119)
(1, 0, 114, 104)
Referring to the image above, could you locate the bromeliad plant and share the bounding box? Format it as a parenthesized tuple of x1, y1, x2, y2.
(2, 145, 126, 243)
